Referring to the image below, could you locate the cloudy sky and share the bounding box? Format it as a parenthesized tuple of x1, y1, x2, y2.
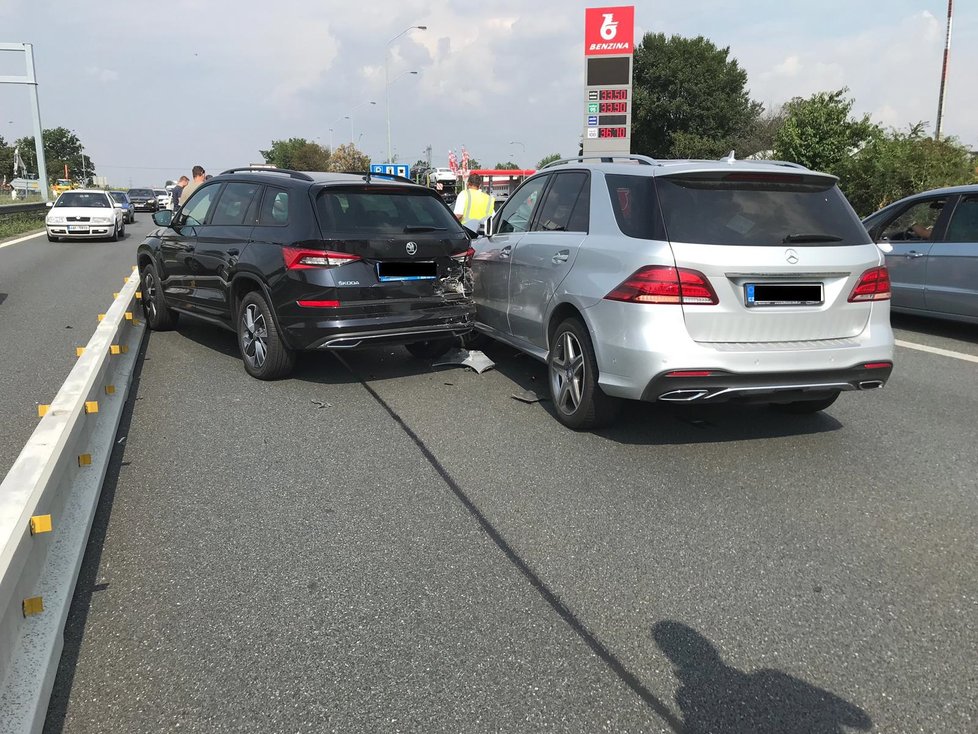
(1, 1, 974, 187)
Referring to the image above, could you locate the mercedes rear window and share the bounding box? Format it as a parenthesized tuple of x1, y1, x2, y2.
(55, 192, 110, 208)
(653, 172, 871, 246)
(316, 187, 463, 235)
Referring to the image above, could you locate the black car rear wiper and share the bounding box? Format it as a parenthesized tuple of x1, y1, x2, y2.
(403, 225, 447, 233)
(783, 233, 844, 243)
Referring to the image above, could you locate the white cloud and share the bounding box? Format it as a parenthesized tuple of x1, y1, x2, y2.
(84, 66, 119, 83)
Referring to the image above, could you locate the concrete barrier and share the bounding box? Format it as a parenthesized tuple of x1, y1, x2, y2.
(0, 270, 146, 733)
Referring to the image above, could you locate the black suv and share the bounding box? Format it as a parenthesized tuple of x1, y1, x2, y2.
(136, 167, 475, 379)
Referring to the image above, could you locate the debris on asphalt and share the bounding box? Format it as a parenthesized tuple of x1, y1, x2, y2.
(511, 389, 547, 404)
(310, 399, 332, 409)
(433, 348, 495, 374)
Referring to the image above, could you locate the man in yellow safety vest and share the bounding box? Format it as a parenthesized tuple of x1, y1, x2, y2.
(454, 173, 495, 231)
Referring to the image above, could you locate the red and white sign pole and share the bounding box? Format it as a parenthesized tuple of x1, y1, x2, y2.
(582, 6, 635, 157)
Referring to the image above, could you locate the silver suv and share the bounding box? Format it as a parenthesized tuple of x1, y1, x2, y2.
(471, 155, 894, 429)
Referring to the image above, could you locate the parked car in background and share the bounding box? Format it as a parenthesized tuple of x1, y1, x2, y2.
(471, 155, 894, 429)
(108, 190, 136, 223)
(154, 188, 172, 210)
(136, 166, 475, 380)
(45, 189, 126, 241)
(862, 185, 978, 325)
(127, 188, 158, 212)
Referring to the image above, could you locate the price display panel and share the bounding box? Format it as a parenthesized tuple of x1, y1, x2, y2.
(598, 127, 628, 139)
(599, 101, 627, 113)
(599, 89, 628, 101)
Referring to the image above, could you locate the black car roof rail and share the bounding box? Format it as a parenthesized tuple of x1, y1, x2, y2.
(337, 171, 416, 185)
(219, 166, 315, 181)
(541, 154, 659, 169)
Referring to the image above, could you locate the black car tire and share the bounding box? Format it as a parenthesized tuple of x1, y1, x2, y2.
(237, 291, 295, 380)
(108, 222, 119, 242)
(770, 391, 840, 414)
(548, 317, 620, 430)
(406, 338, 455, 359)
(140, 263, 179, 331)
(119, 222, 126, 238)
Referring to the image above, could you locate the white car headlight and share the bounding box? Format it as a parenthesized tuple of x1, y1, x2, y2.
(47, 216, 66, 224)
(92, 216, 114, 224)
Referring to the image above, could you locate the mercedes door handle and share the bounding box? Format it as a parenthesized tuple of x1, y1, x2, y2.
(500, 246, 512, 259)
(184, 244, 196, 252)
(552, 250, 569, 264)
(906, 251, 925, 258)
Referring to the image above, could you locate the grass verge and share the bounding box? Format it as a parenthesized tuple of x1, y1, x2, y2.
(0, 212, 46, 241)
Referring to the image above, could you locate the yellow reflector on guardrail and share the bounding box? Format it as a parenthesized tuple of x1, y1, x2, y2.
(78, 454, 92, 467)
(22, 597, 44, 617)
(84, 401, 98, 414)
(37, 404, 49, 417)
(30, 515, 52, 535)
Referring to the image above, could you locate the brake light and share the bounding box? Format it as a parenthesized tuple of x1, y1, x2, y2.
(666, 370, 713, 377)
(283, 247, 361, 270)
(848, 267, 891, 302)
(451, 247, 476, 261)
(297, 300, 341, 308)
(862, 362, 892, 370)
(604, 266, 718, 305)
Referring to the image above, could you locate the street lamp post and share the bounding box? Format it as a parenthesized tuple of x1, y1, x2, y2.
(347, 100, 377, 144)
(386, 25, 426, 163)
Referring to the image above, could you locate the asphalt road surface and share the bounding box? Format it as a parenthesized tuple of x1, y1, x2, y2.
(0, 217, 152, 478)
(41, 274, 978, 731)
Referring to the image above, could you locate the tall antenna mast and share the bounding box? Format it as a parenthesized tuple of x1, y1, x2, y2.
(935, 0, 953, 140)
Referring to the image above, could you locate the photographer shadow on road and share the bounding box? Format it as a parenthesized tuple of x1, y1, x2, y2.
(653, 621, 872, 734)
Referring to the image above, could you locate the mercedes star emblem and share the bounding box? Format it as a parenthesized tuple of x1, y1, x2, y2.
(785, 248, 799, 264)
(406, 241, 418, 255)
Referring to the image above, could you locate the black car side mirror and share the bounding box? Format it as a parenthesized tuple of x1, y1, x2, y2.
(152, 210, 174, 227)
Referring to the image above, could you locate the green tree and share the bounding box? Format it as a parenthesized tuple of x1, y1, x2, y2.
(536, 153, 562, 169)
(327, 143, 370, 172)
(632, 33, 761, 159)
(260, 138, 313, 169)
(290, 142, 331, 171)
(841, 124, 975, 216)
(494, 161, 520, 170)
(732, 106, 787, 159)
(773, 89, 878, 175)
(0, 135, 12, 180)
(14, 127, 94, 181)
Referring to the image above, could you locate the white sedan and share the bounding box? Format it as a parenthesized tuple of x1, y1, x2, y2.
(154, 188, 172, 210)
(45, 189, 126, 242)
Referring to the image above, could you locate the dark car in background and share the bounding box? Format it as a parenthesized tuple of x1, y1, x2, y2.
(127, 187, 158, 212)
(862, 184, 978, 325)
(108, 190, 135, 223)
(136, 167, 475, 379)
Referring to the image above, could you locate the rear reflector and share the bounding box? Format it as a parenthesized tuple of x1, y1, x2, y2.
(297, 300, 341, 308)
(666, 370, 713, 378)
(848, 267, 891, 302)
(283, 247, 361, 270)
(862, 362, 892, 370)
(604, 266, 718, 305)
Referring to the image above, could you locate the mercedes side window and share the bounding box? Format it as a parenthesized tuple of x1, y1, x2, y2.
(180, 185, 219, 226)
(532, 172, 589, 233)
(259, 188, 290, 226)
(497, 176, 549, 234)
(880, 199, 946, 241)
(211, 182, 261, 226)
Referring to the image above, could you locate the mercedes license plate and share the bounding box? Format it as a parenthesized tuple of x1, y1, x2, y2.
(745, 283, 823, 307)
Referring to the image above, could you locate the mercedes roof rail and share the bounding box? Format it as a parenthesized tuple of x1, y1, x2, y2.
(540, 154, 660, 169)
(219, 166, 315, 181)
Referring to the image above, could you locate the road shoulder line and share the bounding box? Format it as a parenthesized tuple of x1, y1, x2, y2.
(0, 230, 46, 250)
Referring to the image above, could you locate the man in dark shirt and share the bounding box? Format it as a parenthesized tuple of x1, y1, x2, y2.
(171, 175, 189, 209)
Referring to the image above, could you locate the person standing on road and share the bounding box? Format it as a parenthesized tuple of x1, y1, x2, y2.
(179, 166, 206, 203)
(454, 173, 495, 231)
(170, 175, 190, 210)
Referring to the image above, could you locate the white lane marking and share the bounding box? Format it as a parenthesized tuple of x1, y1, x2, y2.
(896, 339, 978, 364)
(0, 229, 45, 250)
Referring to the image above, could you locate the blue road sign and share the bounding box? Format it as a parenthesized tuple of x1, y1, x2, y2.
(370, 163, 411, 179)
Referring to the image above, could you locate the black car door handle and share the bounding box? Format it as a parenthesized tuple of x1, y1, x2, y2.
(227, 248, 239, 257)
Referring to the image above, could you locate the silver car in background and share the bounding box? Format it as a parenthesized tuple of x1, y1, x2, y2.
(471, 155, 894, 429)
(862, 184, 978, 325)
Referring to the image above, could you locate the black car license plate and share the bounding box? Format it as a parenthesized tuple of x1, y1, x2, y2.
(745, 283, 823, 306)
(377, 261, 437, 282)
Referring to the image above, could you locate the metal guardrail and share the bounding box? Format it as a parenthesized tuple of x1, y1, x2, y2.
(0, 203, 47, 216)
(0, 271, 146, 733)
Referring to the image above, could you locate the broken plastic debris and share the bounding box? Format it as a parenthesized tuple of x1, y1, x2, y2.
(310, 399, 332, 409)
(511, 389, 546, 404)
(433, 348, 495, 374)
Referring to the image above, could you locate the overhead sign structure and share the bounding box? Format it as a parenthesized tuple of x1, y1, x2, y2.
(370, 163, 411, 179)
(582, 6, 635, 157)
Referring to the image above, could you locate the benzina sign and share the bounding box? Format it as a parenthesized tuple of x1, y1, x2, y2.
(584, 6, 635, 56)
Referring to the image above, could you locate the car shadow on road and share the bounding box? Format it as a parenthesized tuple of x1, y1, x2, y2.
(891, 313, 978, 346)
(482, 342, 844, 445)
(651, 621, 872, 733)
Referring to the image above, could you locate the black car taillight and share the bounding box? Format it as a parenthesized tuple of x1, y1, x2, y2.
(283, 247, 362, 270)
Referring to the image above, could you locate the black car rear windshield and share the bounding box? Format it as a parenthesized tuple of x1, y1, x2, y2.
(654, 172, 870, 246)
(56, 192, 109, 208)
(316, 187, 463, 236)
